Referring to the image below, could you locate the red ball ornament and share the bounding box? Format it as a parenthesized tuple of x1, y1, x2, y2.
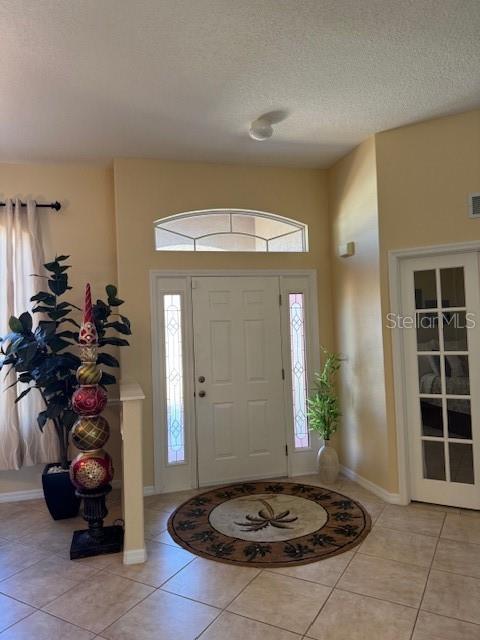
(70, 450, 113, 491)
(72, 386, 107, 415)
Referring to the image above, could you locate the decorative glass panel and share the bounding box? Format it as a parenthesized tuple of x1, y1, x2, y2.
(422, 440, 446, 480)
(288, 293, 309, 449)
(154, 209, 308, 252)
(268, 230, 304, 252)
(414, 270, 437, 309)
(442, 311, 468, 351)
(232, 212, 297, 239)
(155, 228, 194, 251)
(416, 312, 439, 351)
(417, 355, 441, 393)
(164, 294, 185, 464)
(420, 399, 443, 438)
(447, 399, 472, 439)
(449, 443, 474, 484)
(160, 212, 230, 238)
(440, 267, 465, 307)
(196, 233, 266, 252)
(444, 355, 469, 395)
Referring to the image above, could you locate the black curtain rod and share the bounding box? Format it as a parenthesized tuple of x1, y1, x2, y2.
(0, 200, 61, 211)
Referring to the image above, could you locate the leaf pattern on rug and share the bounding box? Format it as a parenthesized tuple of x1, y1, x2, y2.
(333, 524, 359, 537)
(234, 499, 298, 532)
(331, 499, 354, 510)
(233, 483, 257, 494)
(264, 484, 285, 493)
(311, 491, 332, 501)
(243, 543, 272, 561)
(186, 507, 207, 518)
(216, 490, 235, 499)
(333, 511, 354, 522)
(191, 496, 211, 506)
(291, 484, 312, 494)
(190, 530, 217, 543)
(177, 519, 197, 530)
(207, 542, 235, 557)
(284, 542, 314, 559)
(308, 533, 337, 547)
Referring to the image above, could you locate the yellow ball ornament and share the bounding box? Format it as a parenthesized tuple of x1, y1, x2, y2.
(76, 363, 102, 385)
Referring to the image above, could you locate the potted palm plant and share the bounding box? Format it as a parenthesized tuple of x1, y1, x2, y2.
(307, 348, 342, 483)
(0, 256, 131, 520)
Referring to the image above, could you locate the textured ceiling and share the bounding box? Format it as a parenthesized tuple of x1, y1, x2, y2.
(1, 0, 480, 167)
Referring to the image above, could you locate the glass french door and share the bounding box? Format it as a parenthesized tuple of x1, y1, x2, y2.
(401, 252, 480, 509)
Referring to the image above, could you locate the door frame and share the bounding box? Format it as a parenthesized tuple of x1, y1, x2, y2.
(150, 269, 321, 493)
(389, 240, 480, 505)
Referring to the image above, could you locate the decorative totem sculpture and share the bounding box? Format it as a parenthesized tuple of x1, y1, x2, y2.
(69, 284, 123, 559)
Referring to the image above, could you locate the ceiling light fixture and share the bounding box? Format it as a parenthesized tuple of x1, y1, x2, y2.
(249, 117, 274, 141)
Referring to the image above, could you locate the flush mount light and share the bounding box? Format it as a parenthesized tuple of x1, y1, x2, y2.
(249, 117, 274, 141)
(248, 110, 288, 142)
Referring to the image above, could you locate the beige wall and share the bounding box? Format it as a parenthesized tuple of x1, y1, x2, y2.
(376, 109, 480, 492)
(328, 138, 392, 489)
(4, 108, 479, 498)
(0, 162, 121, 494)
(114, 158, 332, 488)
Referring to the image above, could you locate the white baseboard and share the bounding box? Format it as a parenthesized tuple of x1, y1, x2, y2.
(123, 547, 147, 565)
(0, 488, 44, 503)
(1, 474, 403, 506)
(0, 484, 157, 503)
(340, 465, 404, 504)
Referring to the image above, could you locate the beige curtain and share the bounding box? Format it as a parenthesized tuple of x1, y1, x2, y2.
(0, 199, 59, 470)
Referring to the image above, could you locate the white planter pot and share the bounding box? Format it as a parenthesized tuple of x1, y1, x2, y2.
(317, 441, 339, 484)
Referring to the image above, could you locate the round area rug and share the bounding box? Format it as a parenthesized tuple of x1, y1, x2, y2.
(167, 481, 371, 567)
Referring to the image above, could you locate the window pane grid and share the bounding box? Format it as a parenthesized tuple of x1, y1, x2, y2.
(415, 265, 474, 485)
(154, 209, 308, 252)
(164, 294, 185, 464)
(288, 293, 309, 449)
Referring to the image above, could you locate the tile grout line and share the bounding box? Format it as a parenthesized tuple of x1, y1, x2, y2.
(0, 597, 105, 638)
(1, 534, 166, 635)
(200, 608, 313, 639)
(305, 502, 457, 639)
(0, 606, 36, 637)
(194, 567, 265, 639)
(301, 507, 387, 640)
(177, 478, 378, 638)
(0, 549, 61, 586)
(0, 517, 200, 636)
(6, 485, 479, 638)
(195, 537, 363, 639)
(406, 510, 446, 640)
(413, 511, 480, 629)
(95, 554, 204, 636)
(166, 492, 381, 639)
(355, 549, 434, 570)
(0, 479, 364, 639)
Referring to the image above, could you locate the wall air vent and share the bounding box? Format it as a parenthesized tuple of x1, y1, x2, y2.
(468, 193, 480, 218)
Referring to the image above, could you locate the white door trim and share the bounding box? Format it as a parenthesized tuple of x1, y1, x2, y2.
(150, 269, 320, 493)
(389, 241, 480, 505)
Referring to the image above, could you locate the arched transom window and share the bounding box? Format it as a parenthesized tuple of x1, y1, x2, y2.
(154, 209, 308, 252)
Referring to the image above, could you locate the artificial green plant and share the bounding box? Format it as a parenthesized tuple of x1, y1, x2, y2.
(307, 347, 342, 441)
(0, 256, 131, 469)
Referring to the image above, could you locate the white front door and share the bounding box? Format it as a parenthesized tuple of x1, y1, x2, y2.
(401, 252, 480, 509)
(192, 276, 287, 485)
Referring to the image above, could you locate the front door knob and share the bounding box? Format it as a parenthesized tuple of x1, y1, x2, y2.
(198, 390, 206, 398)
(198, 376, 206, 383)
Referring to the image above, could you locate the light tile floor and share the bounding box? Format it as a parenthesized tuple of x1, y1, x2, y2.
(0, 474, 479, 639)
